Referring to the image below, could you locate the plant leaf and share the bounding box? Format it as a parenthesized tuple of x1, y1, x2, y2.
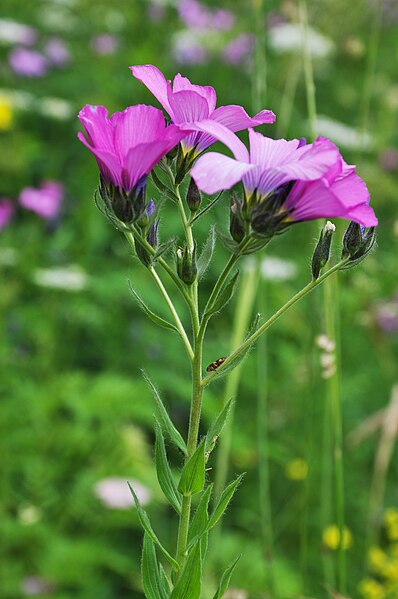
(128, 482, 179, 571)
(178, 439, 206, 496)
(155, 419, 182, 514)
(129, 282, 178, 332)
(212, 554, 241, 599)
(142, 371, 187, 455)
(141, 533, 169, 599)
(205, 398, 235, 454)
(154, 238, 175, 260)
(197, 227, 216, 280)
(170, 542, 202, 599)
(187, 484, 213, 556)
(206, 270, 240, 317)
(151, 169, 179, 202)
(207, 474, 245, 531)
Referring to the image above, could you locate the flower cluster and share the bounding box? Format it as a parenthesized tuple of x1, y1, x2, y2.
(78, 64, 377, 261)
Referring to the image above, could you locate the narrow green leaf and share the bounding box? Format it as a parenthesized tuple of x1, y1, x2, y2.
(178, 439, 206, 496)
(159, 564, 171, 597)
(187, 484, 213, 556)
(212, 554, 241, 599)
(207, 270, 239, 317)
(205, 398, 235, 453)
(128, 483, 179, 571)
(142, 371, 187, 455)
(141, 533, 168, 599)
(155, 420, 182, 514)
(154, 238, 175, 260)
(129, 282, 178, 332)
(151, 170, 179, 202)
(217, 229, 239, 253)
(207, 474, 245, 531)
(170, 542, 202, 599)
(197, 227, 216, 280)
(190, 192, 223, 225)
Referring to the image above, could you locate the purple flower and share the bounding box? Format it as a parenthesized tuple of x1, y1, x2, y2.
(379, 148, 398, 172)
(130, 64, 275, 154)
(19, 181, 63, 219)
(78, 104, 186, 193)
(178, 0, 210, 29)
(90, 34, 118, 55)
(45, 38, 71, 67)
(21, 576, 54, 596)
(374, 294, 398, 333)
(9, 47, 49, 77)
(172, 32, 208, 66)
(0, 198, 14, 229)
(222, 34, 254, 65)
(211, 9, 235, 31)
(189, 121, 377, 228)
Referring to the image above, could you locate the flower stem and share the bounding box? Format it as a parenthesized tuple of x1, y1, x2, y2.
(203, 259, 349, 387)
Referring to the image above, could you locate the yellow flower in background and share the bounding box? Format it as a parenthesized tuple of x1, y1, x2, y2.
(358, 578, 386, 599)
(369, 546, 388, 573)
(384, 508, 398, 541)
(322, 524, 353, 550)
(0, 97, 13, 130)
(381, 558, 398, 581)
(284, 458, 308, 481)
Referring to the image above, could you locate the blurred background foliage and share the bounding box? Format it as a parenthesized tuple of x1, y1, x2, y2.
(0, 0, 397, 598)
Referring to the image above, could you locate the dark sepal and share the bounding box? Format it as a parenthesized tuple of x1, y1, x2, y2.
(311, 221, 335, 280)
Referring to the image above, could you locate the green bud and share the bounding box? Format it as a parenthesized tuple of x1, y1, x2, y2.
(186, 177, 202, 212)
(229, 196, 245, 243)
(176, 243, 197, 285)
(342, 221, 376, 265)
(312, 220, 335, 279)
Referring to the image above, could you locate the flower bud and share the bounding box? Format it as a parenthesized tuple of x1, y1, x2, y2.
(98, 176, 147, 224)
(311, 220, 335, 279)
(341, 222, 376, 267)
(135, 200, 158, 267)
(186, 178, 201, 212)
(229, 196, 245, 243)
(176, 244, 197, 285)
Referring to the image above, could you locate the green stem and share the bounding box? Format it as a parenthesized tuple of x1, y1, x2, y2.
(299, 0, 317, 140)
(203, 259, 349, 387)
(148, 266, 194, 361)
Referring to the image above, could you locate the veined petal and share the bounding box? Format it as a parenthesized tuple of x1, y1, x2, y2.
(167, 89, 210, 123)
(112, 104, 166, 160)
(181, 119, 250, 162)
(123, 132, 184, 191)
(130, 64, 172, 115)
(172, 73, 217, 112)
(248, 130, 301, 170)
(78, 105, 114, 153)
(190, 152, 255, 195)
(78, 131, 122, 187)
(345, 203, 378, 226)
(212, 105, 275, 130)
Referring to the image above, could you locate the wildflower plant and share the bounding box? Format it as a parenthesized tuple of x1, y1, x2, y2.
(78, 64, 378, 598)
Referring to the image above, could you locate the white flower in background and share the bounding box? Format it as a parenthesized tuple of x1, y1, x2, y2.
(39, 5, 77, 31)
(316, 115, 373, 151)
(94, 477, 151, 509)
(0, 19, 37, 46)
(171, 30, 207, 64)
(32, 265, 88, 292)
(21, 577, 54, 596)
(18, 505, 42, 526)
(260, 256, 297, 282)
(0, 88, 73, 121)
(268, 23, 334, 59)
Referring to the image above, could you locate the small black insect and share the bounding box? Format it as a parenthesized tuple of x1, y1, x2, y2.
(206, 357, 226, 372)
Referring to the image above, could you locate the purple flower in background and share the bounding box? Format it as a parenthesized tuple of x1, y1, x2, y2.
(379, 148, 398, 172)
(94, 477, 151, 509)
(178, 0, 210, 29)
(148, 2, 166, 22)
(222, 34, 254, 65)
(78, 104, 186, 192)
(45, 38, 71, 67)
(0, 199, 14, 229)
(189, 121, 377, 228)
(374, 293, 398, 333)
(172, 32, 208, 65)
(211, 9, 235, 31)
(19, 181, 64, 219)
(91, 34, 118, 55)
(131, 64, 275, 155)
(9, 48, 49, 77)
(21, 576, 54, 596)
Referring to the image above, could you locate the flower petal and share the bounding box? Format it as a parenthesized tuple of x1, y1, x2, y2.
(130, 64, 172, 115)
(172, 73, 217, 112)
(190, 152, 255, 195)
(167, 89, 210, 123)
(78, 105, 114, 153)
(181, 119, 250, 161)
(77, 131, 122, 187)
(112, 105, 166, 160)
(211, 105, 275, 130)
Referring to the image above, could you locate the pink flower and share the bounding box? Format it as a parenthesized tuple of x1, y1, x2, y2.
(78, 104, 186, 193)
(19, 181, 63, 219)
(188, 121, 377, 230)
(94, 477, 151, 509)
(222, 34, 254, 65)
(0, 198, 14, 229)
(130, 64, 275, 154)
(9, 48, 49, 77)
